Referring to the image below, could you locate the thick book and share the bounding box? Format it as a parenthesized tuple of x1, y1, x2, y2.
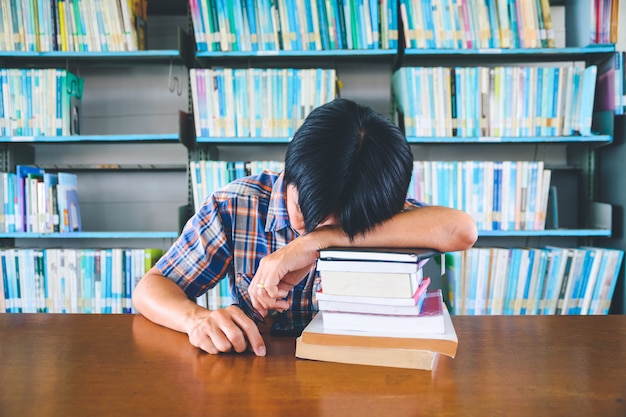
(318, 247, 441, 263)
(300, 305, 458, 357)
(295, 337, 439, 370)
(321, 290, 446, 335)
(318, 267, 424, 298)
(316, 277, 431, 315)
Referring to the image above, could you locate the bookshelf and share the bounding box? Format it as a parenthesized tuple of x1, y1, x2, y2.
(0, 1, 192, 313)
(182, 0, 624, 314)
(1, 0, 623, 314)
(0, 2, 191, 246)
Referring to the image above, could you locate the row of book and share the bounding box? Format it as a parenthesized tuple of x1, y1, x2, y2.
(409, 160, 551, 232)
(0, 68, 83, 137)
(0, 166, 81, 234)
(190, 159, 551, 232)
(0, 247, 163, 314)
(190, 0, 398, 52)
(400, 0, 555, 50)
(0, 0, 147, 52)
(392, 65, 597, 138)
(444, 246, 624, 316)
(297, 247, 454, 370)
(190, 68, 337, 138)
(190, 160, 284, 211)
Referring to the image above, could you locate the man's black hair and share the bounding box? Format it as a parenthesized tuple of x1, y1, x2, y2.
(284, 98, 414, 239)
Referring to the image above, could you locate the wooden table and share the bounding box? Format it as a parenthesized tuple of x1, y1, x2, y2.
(1, 314, 625, 417)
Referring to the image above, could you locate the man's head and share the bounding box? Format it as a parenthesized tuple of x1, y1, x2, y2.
(284, 98, 413, 239)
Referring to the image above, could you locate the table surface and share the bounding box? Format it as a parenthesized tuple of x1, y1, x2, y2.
(1, 313, 625, 417)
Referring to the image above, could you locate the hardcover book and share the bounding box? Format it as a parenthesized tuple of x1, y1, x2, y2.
(316, 277, 431, 315)
(321, 290, 446, 335)
(295, 304, 457, 370)
(318, 247, 441, 263)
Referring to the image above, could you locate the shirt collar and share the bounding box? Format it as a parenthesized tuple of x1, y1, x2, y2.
(266, 172, 292, 233)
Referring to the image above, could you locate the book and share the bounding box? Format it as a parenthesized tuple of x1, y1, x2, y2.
(318, 268, 424, 298)
(316, 277, 431, 315)
(318, 247, 441, 263)
(321, 290, 446, 335)
(295, 337, 439, 370)
(295, 302, 457, 370)
(300, 304, 458, 357)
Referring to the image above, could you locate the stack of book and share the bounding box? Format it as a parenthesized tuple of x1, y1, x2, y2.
(296, 247, 458, 371)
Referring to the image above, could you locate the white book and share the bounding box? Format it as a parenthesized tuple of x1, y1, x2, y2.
(319, 268, 423, 298)
(316, 277, 431, 315)
(318, 247, 441, 263)
(321, 291, 446, 335)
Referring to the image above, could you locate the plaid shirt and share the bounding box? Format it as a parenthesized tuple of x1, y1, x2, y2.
(156, 170, 422, 321)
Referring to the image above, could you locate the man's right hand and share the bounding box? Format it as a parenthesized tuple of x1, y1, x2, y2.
(133, 271, 267, 357)
(187, 305, 266, 356)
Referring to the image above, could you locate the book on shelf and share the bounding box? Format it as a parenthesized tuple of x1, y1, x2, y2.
(2, 0, 147, 52)
(394, 64, 599, 140)
(444, 246, 624, 316)
(398, 0, 556, 50)
(189, 0, 396, 52)
(321, 290, 447, 335)
(295, 303, 457, 370)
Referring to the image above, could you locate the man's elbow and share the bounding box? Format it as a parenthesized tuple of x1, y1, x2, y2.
(448, 214, 478, 252)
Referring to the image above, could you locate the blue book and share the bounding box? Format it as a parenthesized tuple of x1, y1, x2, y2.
(525, 161, 538, 230)
(387, 0, 398, 49)
(422, 0, 436, 49)
(568, 248, 594, 314)
(589, 249, 624, 314)
(530, 249, 549, 315)
(81, 249, 95, 314)
(6, 249, 21, 312)
(542, 247, 564, 314)
(504, 249, 521, 314)
(492, 161, 502, 230)
(305, 0, 317, 50)
(440, 0, 455, 48)
(368, 0, 379, 48)
(56, 172, 78, 233)
(191, 0, 208, 52)
(507, 0, 519, 48)
(0, 70, 6, 136)
(1, 252, 9, 312)
(232, 0, 248, 50)
(519, 249, 535, 315)
(316, 0, 330, 49)
(286, 0, 302, 50)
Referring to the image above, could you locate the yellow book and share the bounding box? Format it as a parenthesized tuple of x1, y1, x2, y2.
(58, 1, 68, 51)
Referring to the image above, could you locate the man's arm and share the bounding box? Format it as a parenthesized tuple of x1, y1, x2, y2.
(249, 205, 477, 315)
(133, 268, 267, 356)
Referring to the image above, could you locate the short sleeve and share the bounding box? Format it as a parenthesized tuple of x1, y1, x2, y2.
(155, 195, 233, 299)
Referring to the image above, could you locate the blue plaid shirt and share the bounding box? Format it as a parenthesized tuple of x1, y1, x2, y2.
(156, 170, 422, 320)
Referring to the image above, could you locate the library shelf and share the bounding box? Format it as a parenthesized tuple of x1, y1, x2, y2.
(478, 229, 612, 238)
(0, 232, 179, 239)
(405, 135, 613, 144)
(0, 134, 180, 143)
